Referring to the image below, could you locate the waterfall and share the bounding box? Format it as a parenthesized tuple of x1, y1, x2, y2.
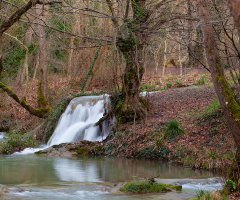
(0, 132, 5, 141)
(47, 95, 110, 146)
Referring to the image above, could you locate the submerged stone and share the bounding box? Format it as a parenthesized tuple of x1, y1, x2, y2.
(119, 180, 182, 193)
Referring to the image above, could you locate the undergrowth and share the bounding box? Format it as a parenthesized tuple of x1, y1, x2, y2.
(190, 189, 226, 200)
(164, 120, 184, 139)
(0, 131, 38, 154)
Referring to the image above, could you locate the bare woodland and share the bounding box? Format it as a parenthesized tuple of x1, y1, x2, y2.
(1, 0, 240, 192)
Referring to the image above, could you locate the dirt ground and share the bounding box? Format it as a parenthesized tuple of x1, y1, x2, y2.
(105, 85, 235, 171)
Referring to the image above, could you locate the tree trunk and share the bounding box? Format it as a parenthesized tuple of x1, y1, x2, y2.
(106, 0, 147, 122)
(117, 38, 146, 121)
(85, 18, 110, 91)
(187, 0, 194, 68)
(197, 0, 240, 190)
(163, 39, 167, 76)
(35, 4, 48, 97)
(123, 52, 146, 118)
(227, 0, 240, 36)
(179, 43, 183, 76)
(67, 35, 75, 79)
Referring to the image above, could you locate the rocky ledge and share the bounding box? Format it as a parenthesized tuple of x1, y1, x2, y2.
(35, 140, 103, 157)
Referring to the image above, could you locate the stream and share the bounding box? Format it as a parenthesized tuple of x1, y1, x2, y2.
(0, 155, 223, 200)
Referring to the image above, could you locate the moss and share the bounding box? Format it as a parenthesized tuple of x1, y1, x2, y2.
(81, 45, 102, 91)
(52, 143, 66, 148)
(37, 81, 48, 108)
(35, 106, 51, 115)
(74, 147, 89, 155)
(139, 96, 146, 108)
(171, 185, 182, 191)
(91, 145, 103, 155)
(0, 82, 50, 118)
(120, 180, 168, 193)
(119, 180, 181, 193)
(34, 151, 47, 155)
(0, 82, 20, 103)
(215, 59, 240, 124)
(219, 184, 229, 197)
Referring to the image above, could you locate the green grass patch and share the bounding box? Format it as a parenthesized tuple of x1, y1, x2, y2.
(120, 180, 182, 193)
(201, 98, 220, 116)
(164, 120, 184, 139)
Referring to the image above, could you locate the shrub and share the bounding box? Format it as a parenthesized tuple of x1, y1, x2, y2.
(151, 84, 156, 90)
(141, 83, 148, 91)
(176, 79, 183, 87)
(190, 189, 226, 200)
(156, 138, 163, 150)
(156, 80, 161, 85)
(135, 145, 170, 160)
(0, 133, 37, 154)
(164, 120, 184, 139)
(166, 82, 172, 88)
(196, 189, 210, 199)
(196, 76, 205, 85)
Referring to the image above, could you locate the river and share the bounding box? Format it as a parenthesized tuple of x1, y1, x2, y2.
(0, 155, 222, 200)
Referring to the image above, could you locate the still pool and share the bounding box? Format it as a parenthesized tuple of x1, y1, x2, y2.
(0, 155, 223, 199)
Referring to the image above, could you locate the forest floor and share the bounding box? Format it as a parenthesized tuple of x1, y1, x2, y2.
(104, 84, 235, 172)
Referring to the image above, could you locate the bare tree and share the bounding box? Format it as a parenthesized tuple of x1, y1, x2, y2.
(227, 0, 240, 35)
(106, 0, 186, 121)
(198, 0, 240, 189)
(0, 0, 61, 118)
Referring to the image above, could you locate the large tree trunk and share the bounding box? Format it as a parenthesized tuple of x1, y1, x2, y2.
(116, 38, 146, 121)
(197, 0, 240, 190)
(106, 0, 147, 122)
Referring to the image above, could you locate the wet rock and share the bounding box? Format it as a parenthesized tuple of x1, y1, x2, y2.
(0, 185, 10, 196)
(35, 140, 103, 157)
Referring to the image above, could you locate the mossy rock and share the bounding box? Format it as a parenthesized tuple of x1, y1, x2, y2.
(71, 147, 89, 155)
(52, 143, 67, 149)
(35, 151, 47, 155)
(171, 185, 182, 191)
(119, 180, 182, 193)
(35, 140, 103, 157)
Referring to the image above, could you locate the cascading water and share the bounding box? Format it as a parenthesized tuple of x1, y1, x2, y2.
(15, 95, 111, 155)
(0, 132, 5, 141)
(48, 95, 110, 146)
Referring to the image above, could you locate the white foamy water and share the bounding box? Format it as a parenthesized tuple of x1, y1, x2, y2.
(48, 95, 110, 146)
(0, 132, 5, 140)
(14, 95, 110, 155)
(13, 145, 48, 155)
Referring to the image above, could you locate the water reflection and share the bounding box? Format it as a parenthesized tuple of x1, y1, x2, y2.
(0, 155, 219, 185)
(54, 158, 101, 182)
(0, 155, 223, 200)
